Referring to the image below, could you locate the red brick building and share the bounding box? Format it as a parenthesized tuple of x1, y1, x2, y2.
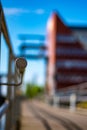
(46, 12, 87, 95)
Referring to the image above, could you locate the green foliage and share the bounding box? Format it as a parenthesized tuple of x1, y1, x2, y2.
(25, 83, 44, 99)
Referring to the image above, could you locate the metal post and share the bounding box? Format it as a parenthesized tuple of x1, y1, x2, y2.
(13, 65, 18, 129)
(5, 52, 13, 130)
(0, 4, 1, 53)
(0, 77, 2, 97)
(10, 59, 16, 130)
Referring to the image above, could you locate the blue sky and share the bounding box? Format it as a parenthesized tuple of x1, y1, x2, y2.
(1, 0, 87, 87)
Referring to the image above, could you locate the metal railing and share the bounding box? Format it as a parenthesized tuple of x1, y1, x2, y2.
(0, 3, 27, 130)
(0, 101, 9, 118)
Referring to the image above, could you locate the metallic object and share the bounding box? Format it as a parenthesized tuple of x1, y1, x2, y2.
(0, 58, 27, 86)
(0, 100, 9, 118)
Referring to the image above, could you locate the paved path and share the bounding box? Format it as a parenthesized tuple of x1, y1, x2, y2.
(19, 100, 87, 130)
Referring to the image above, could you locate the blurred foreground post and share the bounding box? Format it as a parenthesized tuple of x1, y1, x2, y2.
(5, 53, 14, 130)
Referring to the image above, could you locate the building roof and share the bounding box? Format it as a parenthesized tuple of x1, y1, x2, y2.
(69, 26, 87, 31)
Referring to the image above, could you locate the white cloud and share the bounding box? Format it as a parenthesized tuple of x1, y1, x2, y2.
(3, 8, 45, 16)
(34, 9, 45, 14)
(4, 8, 30, 15)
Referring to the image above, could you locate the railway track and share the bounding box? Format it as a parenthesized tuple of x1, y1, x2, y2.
(28, 102, 83, 130)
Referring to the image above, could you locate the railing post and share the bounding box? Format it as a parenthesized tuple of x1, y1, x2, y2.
(10, 59, 16, 130)
(5, 52, 13, 130)
(13, 64, 18, 128)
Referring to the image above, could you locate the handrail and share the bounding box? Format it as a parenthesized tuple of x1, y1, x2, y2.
(0, 100, 9, 119)
(0, 74, 23, 86)
(0, 3, 27, 130)
(1, 3, 14, 56)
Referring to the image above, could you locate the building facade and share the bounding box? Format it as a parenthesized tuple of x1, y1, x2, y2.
(47, 12, 87, 95)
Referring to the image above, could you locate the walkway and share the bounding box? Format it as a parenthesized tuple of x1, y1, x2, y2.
(19, 100, 87, 130)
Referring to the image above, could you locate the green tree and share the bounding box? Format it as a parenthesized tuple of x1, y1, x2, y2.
(25, 83, 44, 99)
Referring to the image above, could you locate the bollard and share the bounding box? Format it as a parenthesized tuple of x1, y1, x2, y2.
(70, 93, 77, 111)
(53, 95, 60, 107)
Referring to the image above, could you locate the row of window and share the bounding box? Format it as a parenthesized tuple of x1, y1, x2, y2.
(56, 60, 87, 68)
(56, 48, 87, 56)
(57, 75, 87, 82)
(57, 35, 77, 43)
